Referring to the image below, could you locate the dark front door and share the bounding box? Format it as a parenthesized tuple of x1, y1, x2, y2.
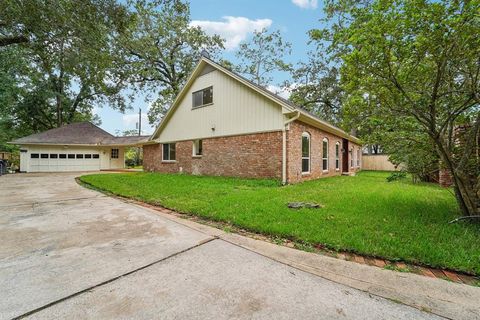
(342, 138, 349, 173)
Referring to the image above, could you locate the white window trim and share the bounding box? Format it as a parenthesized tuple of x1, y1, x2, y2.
(335, 142, 340, 171)
(357, 149, 361, 167)
(192, 86, 213, 109)
(162, 143, 176, 162)
(111, 148, 119, 159)
(301, 132, 311, 174)
(322, 138, 329, 172)
(192, 139, 203, 158)
(350, 148, 354, 168)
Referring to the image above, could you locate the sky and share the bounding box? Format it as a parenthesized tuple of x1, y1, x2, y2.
(96, 0, 325, 136)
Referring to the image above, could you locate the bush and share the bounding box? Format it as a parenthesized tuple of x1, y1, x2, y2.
(386, 171, 407, 182)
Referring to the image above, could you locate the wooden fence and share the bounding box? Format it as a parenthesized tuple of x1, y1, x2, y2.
(361, 155, 402, 171)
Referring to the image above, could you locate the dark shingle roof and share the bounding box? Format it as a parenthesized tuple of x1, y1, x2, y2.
(10, 122, 150, 146)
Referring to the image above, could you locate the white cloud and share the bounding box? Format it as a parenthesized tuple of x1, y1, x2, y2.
(266, 84, 295, 100)
(291, 0, 318, 9)
(190, 16, 272, 50)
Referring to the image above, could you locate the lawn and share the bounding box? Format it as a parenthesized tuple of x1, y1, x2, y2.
(80, 171, 480, 275)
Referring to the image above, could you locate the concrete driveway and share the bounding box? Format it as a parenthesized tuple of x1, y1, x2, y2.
(0, 173, 440, 319)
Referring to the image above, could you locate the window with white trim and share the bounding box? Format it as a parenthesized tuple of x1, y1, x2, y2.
(111, 148, 119, 159)
(357, 149, 360, 167)
(193, 139, 203, 156)
(301, 132, 310, 173)
(350, 148, 354, 168)
(335, 142, 340, 170)
(322, 138, 329, 171)
(162, 143, 176, 161)
(192, 86, 213, 108)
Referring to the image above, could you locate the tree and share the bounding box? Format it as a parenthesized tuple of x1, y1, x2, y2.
(286, 50, 344, 125)
(234, 28, 292, 86)
(119, 0, 224, 124)
(312, 0, 480, 216)
(0, 0, 131, 131)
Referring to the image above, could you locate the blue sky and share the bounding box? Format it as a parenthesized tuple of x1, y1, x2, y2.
(96, 0, 324, 135)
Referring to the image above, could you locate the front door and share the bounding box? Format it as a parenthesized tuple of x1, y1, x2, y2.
(342, 139, 349, 173)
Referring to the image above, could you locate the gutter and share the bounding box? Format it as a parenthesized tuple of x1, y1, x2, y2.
(282, 111, 301, 185)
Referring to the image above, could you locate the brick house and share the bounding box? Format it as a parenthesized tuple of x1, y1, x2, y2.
(144, 57, 361, 184)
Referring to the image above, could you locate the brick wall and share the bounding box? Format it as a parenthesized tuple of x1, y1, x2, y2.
(286, 121, 361, 183)
(439, 167, 453, 187)
(143, 131, 283, 179)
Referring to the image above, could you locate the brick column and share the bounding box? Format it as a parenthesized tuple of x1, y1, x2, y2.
(439, 166, 453, 187)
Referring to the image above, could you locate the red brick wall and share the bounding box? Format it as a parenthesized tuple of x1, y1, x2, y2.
(143, 131, 283, 179)
(286, 121, 361, 183)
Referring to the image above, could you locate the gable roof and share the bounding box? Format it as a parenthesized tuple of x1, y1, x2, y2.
(10, 122, 150, 146)
(150, 57, 361, 144)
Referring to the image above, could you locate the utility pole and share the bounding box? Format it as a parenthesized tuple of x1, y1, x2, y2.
(138, 108, 142, 136)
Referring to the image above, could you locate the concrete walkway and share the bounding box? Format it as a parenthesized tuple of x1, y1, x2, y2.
(0, 173, 475, 319)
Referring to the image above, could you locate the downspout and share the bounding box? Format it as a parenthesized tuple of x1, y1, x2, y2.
(282, 111, 301, 185)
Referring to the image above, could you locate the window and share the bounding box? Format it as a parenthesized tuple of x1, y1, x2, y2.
(111, 148, 119, 159)
(357, 149, 360, 167)
(162, 143, 176, 161)
(85, 154, 92, 159)
(92, 154, 100, 159)
(41, 154, 48, 159)
(49, 154, 58, 159)
(68, 154, 75, 159)
(31, 153, 39, 159)
(350, 148, 354, 168)
(193, 139, 203, 156)
(59, 154, 67, 159)
(192, 86, 213, 108)
(76, 154, 84, 159)
(335, 142, 340, 170)
(301, 133, 310, 173)
(322, 138, 329, 171)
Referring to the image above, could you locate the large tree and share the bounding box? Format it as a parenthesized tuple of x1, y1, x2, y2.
(0, 0, 132, 133)
(313, 0, 479, 216)
(120, 0, 224, 124)
(234, 28, 292, 86)
(286, 49, 344, 125)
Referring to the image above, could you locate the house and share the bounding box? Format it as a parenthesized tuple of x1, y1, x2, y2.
(10, 57, 361, 181)
(10, 122, 148, 172)
(143, 57, 361, 184)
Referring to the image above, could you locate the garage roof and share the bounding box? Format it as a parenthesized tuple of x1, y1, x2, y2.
(10, 122, 149, 146)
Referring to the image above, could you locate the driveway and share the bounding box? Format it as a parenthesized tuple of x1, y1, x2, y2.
(0, 173, 440, 319)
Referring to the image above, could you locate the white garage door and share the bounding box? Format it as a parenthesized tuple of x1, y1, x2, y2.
(29, 150, 101, 172)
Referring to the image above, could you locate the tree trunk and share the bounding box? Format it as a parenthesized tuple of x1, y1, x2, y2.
(435, 141, 479, 216)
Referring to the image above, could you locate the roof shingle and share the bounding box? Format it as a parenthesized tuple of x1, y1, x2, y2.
(10, 122, 149, 146)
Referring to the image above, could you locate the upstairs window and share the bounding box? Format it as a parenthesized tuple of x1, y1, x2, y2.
(111, 148, 119, 159)
(301, 133, 310, 173)
(192, 86, 213, 108)
(193, 139, 203, 156)
(335, 142, 340, 170)
(322, 138, 329, 171)
(162, 143, 176, 161)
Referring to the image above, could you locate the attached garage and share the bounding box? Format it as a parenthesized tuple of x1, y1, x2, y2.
(11, 122, 148, 173)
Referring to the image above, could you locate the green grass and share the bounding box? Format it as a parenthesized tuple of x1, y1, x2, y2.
(79, 171, 480, 275)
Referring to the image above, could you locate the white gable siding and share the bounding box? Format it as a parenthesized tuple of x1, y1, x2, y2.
(157, 69, 284, 143)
